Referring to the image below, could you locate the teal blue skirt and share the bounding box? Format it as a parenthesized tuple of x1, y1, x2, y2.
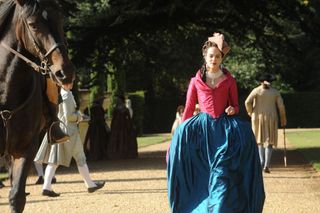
(167, 113, 265, 213)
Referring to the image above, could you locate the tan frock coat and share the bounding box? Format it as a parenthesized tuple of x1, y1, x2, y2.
(245, 85, 286, 147)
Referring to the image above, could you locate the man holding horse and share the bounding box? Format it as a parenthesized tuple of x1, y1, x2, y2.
(35, 81, 105, 197)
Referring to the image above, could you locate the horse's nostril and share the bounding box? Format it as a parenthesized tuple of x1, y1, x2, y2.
(55, 70, 66, 80)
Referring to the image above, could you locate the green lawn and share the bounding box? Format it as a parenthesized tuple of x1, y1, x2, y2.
(286, 130, 320, 171)
(137, 133, 171, 148)
(0, 172, 8, 180)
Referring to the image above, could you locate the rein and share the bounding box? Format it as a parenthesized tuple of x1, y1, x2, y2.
(0, 42, 42, 72)
(0, 41, 64, 76)
(0, 39, 60, 155)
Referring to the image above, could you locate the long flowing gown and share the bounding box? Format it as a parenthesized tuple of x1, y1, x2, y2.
(167, 69, 265, 213)
(84, 104, 110, 161)
(108, 105, 138, 159)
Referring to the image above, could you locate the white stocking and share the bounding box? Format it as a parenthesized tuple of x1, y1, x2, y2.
(77, 163, 96, 188)
(258, 145, 265, 168)
(264, 145, 273, 169)
(43, 164, 58, 191)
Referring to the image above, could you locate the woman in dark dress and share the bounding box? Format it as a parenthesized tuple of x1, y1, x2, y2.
(84, 99, 110, 161)
(108, 96, 138, 159)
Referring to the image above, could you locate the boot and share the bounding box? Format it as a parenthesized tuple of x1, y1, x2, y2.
(45, 77, 69, 144)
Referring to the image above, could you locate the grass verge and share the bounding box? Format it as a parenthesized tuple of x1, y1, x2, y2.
(0, 173, 8, 180)
(286, 130, 320, 171)
(137, 133, 171, 148)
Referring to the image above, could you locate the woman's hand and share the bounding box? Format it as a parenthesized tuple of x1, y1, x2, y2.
(225, 106, 235, 116)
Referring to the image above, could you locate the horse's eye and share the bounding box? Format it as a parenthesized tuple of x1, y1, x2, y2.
(26, 17, 38, 30)
(27, 22, 37, 30)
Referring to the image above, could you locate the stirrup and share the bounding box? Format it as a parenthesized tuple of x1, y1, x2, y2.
(48, 121, 69, 145)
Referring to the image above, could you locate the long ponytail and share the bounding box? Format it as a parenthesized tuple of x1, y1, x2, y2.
(200, 63, 206, 82)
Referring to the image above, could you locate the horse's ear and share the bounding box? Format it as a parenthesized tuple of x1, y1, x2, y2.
(15, 0, 26, 6)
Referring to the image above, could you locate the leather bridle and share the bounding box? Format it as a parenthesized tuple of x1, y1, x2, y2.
(0, 19, 66, 78)
(0, 15, 65, 156)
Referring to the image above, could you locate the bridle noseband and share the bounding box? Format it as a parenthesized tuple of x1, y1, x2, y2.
(23, 18, 66, 76)
(39, 42, 65, 76)
(0, 41, 64, 76)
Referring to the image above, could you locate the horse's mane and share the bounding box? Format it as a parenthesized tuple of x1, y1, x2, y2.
(0, 0, 15, 37)
(0, 0, 61, 39)
(21, 0, 61, 18)
(0, 0, 39, 38)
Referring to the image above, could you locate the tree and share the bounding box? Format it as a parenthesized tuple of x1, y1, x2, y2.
(59, 0, 320, 131)
(62, 0, 320, 92)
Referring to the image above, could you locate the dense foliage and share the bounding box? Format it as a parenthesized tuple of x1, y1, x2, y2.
(59, 0, 320, 93)
(58, 0, 320, 131)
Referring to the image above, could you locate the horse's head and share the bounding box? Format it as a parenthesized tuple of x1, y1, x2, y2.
(14, 0, 75, 85)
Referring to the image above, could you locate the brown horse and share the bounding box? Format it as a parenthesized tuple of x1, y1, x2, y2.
(0, 0, 75, 212)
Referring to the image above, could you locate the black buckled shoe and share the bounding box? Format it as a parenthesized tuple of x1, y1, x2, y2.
(35, 176, 44, 185)
(87, 181, 105, 193)
(263, 167, 270, 173)
(0, 180, 5, 188)
(35, 176, 57, 185)
(52, 176, 57, 184)
(42, 189, 60, 197)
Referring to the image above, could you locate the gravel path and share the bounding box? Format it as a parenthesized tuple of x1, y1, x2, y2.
(1, 130, 320, 213)
(262, 129, 320, 213)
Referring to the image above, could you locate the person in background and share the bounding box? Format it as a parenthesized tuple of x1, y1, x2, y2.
(84, 98, 110, 161)
(108, 95, 138, 159)
(171, 105, 185, 135)
(193, 103, 201, 115)
(125, 98, 133, 118)
(34, 82, 105, 197)
(245, 73, 287, 173)
(167, 32, 265, 212)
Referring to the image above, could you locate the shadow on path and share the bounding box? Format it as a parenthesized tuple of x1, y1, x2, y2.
(44, 149, 168, 177)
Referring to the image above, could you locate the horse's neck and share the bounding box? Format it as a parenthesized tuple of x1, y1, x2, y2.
(0, 37, 34, 108)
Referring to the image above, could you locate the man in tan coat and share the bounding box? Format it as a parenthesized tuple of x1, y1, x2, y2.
(245, 74, 287, 173)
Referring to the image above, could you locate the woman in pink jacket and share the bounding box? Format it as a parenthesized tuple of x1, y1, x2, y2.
(167, 33, 265, 213)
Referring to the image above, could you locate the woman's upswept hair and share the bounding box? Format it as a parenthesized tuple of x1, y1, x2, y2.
(202, 41, 222, 57)
(200, 41, 222, 82)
